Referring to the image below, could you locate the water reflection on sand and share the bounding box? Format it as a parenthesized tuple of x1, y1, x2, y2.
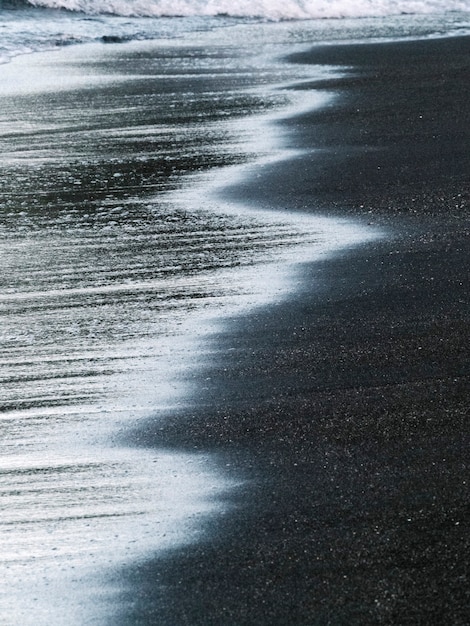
(0, 37, 377, 623)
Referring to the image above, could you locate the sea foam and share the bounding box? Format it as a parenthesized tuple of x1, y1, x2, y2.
(22, 0, 470, 20)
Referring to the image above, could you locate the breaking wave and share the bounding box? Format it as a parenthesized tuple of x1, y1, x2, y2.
(9, 0, 470, 20)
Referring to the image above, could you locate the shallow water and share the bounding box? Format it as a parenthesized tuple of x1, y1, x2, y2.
(3, 2, 470, 65)
(0, 32, 384, 622)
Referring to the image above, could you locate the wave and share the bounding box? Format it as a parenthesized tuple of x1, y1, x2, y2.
(13, 0, 470, 20)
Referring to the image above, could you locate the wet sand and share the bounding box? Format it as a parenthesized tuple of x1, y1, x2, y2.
(1, 35, 373, 623)
(119, 36, 470, 624)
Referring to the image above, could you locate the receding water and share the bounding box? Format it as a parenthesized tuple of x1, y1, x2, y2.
(0, 33, 380, 623)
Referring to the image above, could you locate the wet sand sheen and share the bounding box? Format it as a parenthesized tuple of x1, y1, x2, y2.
(0, 39, 376, 622)
(115, 35, 470, 625)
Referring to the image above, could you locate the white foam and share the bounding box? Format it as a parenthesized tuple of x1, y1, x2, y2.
(25, 0, 470, 20)
(0, 443, 229, 625)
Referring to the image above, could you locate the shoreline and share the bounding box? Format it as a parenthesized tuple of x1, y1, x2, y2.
(0, 33, 380, 624)
(0, 24, 468, 625)
(118, 34, 470, 624)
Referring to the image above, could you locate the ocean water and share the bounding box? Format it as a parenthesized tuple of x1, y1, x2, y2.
(2, 0, 470, 63)
(0, 3, 468, 624)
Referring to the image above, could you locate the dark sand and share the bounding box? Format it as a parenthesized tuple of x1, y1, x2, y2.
(119, 36, 470, 624)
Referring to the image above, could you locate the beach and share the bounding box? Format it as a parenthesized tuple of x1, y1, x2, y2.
(0, 15, 469, 626)
(0, 26, 373, 623)
(117, 35, 470, 624)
